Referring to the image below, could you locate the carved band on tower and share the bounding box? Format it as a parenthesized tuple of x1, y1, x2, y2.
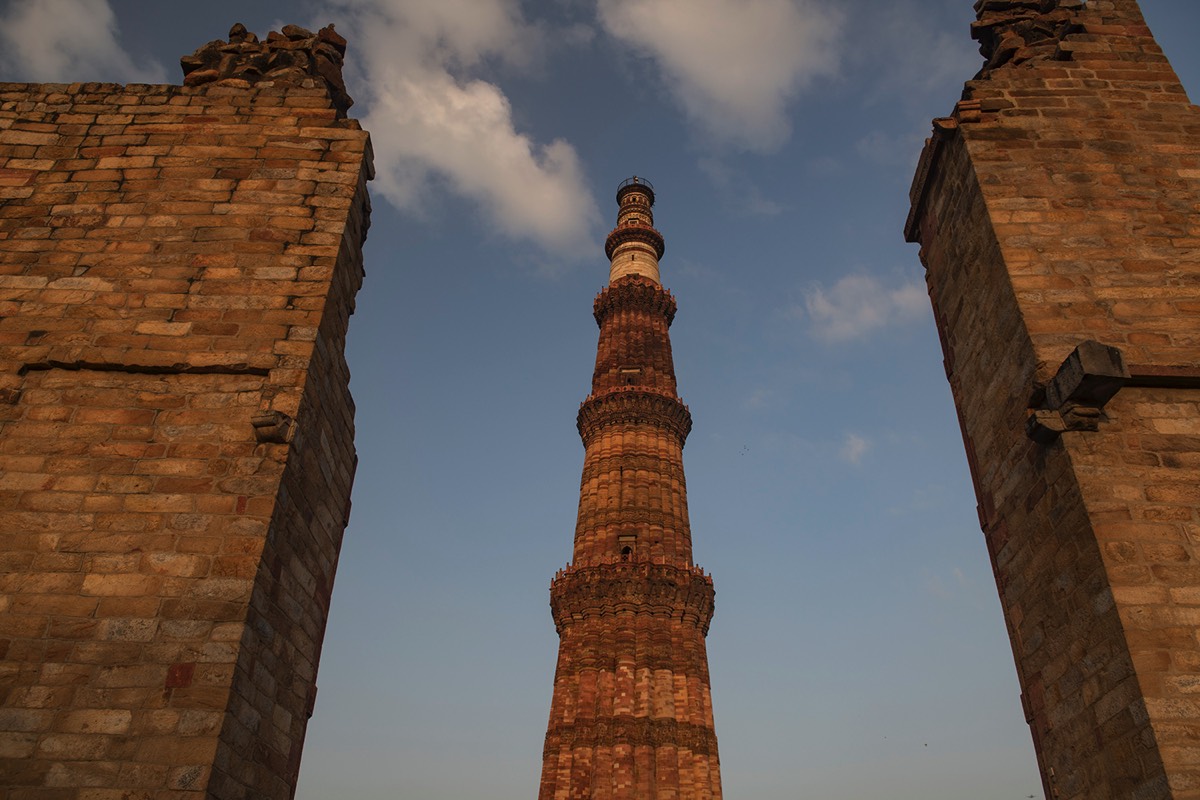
(537, 179, 723, 799)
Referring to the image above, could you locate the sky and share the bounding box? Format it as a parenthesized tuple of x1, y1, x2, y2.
(1, 0, 1197, 798)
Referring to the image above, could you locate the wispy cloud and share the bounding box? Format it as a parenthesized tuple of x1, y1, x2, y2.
(888, 482, 949, 516)
(742, 387, 776, 411)
(855, 129, 928, 168)
(839, 432, 870, 465)
(327, 0, 600, 260)
(596, 0, 842, 152)
(807, 155, 842, 176)
(0, 0, 166, 83)
(856, 1, 980, 109)
(698, 158, 786, 216)
(923, 565, 971, 600)
(797, 274, 928, 343)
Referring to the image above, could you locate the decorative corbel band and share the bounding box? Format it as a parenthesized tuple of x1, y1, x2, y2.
(594, 277, 678, 326)
(1027, 340, 1128, 444)
(577, 389, 692, 447)
(604, 223, 666, 261)
(543, 717, 719, 760)
(252, 410, 295, 444)
(549, 561, 716, 634)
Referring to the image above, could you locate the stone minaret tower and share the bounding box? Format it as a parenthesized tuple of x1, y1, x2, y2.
(907, 1, 1200, 797)
(537, 178, 722, 799)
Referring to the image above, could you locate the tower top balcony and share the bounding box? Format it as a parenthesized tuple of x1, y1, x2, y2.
(616, 175, 655, 206)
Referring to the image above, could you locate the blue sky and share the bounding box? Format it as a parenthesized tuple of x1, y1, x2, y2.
(2, 1, 1197, 797)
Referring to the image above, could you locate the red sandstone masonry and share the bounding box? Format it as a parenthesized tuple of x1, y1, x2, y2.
(539, 182, 722, 800)
(0, 24, 372, 800)
(908, 1, 1200, 797)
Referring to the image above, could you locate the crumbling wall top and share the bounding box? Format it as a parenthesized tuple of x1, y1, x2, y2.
(971, 0, 1086, 74)
(181, 22, 353, 115)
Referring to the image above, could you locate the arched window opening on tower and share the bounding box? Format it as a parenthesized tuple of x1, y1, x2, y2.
(618, 534, 637, 562)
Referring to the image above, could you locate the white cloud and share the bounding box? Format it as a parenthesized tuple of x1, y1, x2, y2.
(839, 432, 869, 465)
(800, 274, 928, 343)
(596, 0, 842, 152)
(327, 0, 600, 259)
(0, 0, 166, 83)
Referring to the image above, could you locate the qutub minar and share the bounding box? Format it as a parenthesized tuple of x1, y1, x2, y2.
(537, 179, 723, 799)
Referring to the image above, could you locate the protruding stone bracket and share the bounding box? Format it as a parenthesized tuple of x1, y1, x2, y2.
(1045, 340, 1129, 410)
(1027, 406, 1105, 444)
(252, 410, 295, 444)
(1027, 340, 1128, 444)
(305, 685, 318, 720)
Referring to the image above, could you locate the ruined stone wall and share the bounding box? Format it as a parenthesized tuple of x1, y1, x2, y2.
(907, 1, 1200, 797)
(0, 25, 372, 799)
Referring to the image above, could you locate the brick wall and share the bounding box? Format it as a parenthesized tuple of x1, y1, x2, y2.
(0, 26, 372, 798)
(907, 1, 1200, 797)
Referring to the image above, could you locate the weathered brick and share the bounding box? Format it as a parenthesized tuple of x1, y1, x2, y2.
(57, 710, 132, 735)
(0, 22, 371, 800)
(907, 2, 1200, 798)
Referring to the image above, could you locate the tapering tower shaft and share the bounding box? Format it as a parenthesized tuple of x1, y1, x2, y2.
(538, 179, 722, 800)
